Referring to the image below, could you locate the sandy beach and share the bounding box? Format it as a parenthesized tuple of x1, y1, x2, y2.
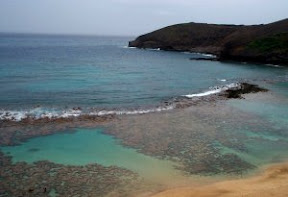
(151, 162, 288, 197)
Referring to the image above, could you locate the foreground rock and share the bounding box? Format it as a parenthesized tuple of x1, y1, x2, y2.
(129, 19, 288, 65)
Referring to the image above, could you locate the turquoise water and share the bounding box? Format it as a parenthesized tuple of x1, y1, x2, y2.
(1, 128, 184, 183)
(1, 34, 288, 182)
(229, 83, 288, 131)
(1, 33, 288, 120)
(224, 83, 288, 165)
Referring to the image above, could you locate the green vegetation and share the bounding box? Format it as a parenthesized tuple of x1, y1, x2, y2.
(248, 33, 288, 53)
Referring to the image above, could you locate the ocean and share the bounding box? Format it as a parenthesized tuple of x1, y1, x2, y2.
(0, 33, 287, 120)
(1, 33, 288, 196)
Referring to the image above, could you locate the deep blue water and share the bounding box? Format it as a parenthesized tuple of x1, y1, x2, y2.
(0, 33, 288, 119)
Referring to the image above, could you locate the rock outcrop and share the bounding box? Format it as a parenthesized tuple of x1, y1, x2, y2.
(129, 19, 288, 65)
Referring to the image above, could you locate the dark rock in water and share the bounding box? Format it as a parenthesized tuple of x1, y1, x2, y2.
(167, 82, 268, 109)
(223, 83, 268, 99)
(129, 18, 288, 65)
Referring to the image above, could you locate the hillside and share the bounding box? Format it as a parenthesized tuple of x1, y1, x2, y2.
(129, 19, 288, 65)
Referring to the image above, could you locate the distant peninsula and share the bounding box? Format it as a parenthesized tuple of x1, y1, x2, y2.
(129, 19, 288, 65)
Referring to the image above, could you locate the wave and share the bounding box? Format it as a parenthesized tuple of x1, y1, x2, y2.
(90, 106, 174, 116)
(192, 52, 217, 58)
(265, 64, 282, 68)
(0, 108, 82, 122)
(0, 106, 175, 122)
(146, 48, 161, 51)
(122, 46, 137, 49)
(122, 46, 161, 51)
(202, 53, 217, 58)
(0, 83, 242, 122)
(183, 83, 240, 98)
(182, 52, 191, 55)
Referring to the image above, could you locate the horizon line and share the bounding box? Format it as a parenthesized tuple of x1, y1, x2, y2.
(0, 31, 137, 37)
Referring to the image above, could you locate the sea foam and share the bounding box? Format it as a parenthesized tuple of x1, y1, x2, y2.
(265, 64, 282, 68)
(183, 83, 240, 98)
(122, 46, 136, 49)
(0, 106, 175, 122)
(0, 83, 241, 122)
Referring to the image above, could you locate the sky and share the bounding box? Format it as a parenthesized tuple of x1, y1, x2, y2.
(0, 0, 287, 36)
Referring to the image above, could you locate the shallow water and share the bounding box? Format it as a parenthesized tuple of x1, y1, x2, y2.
(1, 128, 186, 184)
(225, 85, 288, 165)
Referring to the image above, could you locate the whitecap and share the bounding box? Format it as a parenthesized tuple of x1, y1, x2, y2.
(182, 52, 191, 55)
(0, 105, 175, 122)
(0, 83, 243, 122)
(192, 52, 217, 58)
(90, 105, 174, 116)
(0, 108, 83, 121)
(265, 64, 282, 68)
(183, 83, 240, 98)
(122, 46, 136, 49)
(202, 53, 216, 58)
(146, 48, 161, 51)
(0, 110, 27, 121)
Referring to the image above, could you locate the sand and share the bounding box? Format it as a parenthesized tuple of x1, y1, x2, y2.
(150, 163, 288, 197)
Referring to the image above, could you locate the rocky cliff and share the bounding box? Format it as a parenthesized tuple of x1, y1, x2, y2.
(129, 19, 288, 65)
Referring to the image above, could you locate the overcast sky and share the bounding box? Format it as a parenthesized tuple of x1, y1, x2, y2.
(0, 0, 287, 36)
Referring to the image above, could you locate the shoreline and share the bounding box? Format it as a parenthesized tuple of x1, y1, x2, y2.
(150, 161, 288, 197)
(133, 47, 288, 66)
(129, 45, 288, 66)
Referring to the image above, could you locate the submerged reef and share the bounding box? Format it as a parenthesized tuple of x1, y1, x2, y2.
(0, 115, 114, 146)
(106, 90, 288, 176)
(106, 107, 258, 175)
(0, 152, 140, 197)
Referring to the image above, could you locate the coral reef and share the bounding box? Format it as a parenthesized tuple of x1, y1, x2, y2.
(0, 152, 140, 197)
